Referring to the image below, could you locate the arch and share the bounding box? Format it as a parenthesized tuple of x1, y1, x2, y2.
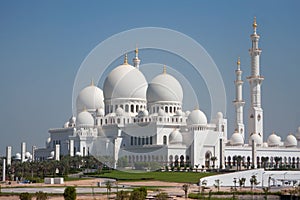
(131, 105, 134, 113)
(125, 104, 129, 112)
(205, 151, 212, 168)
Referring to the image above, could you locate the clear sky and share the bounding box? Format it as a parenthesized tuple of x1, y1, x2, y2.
(0, 0, 299, 156)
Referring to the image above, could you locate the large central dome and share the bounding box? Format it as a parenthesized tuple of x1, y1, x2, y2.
(147, 70, 183, 103)
(103, 59, 147, 101)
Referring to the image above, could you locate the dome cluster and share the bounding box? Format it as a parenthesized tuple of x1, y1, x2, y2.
(69, 53, 208, 130)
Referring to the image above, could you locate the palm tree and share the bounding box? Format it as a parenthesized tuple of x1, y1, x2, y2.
(274, 157, 281, 169)
(214, 179, 221, 192)
(210, 156, 217, 169)
(239, 178, 246, 189)
(182, 184, 189, 198)
(236, 156, 243, 171)
(105, 180, 112, 198)
(250, 175, 260, 190)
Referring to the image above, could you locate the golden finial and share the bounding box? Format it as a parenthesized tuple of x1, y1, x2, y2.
(194, 105, 199, 110)
(135, 45, 138, 55)
(83, 106, 87, 112)
(123, 53, 128, 65)
(90, 78, 94, 86)
(237, 57, 241, 66)
(253, 16, 257, 29)
(163, 65, 167, 74)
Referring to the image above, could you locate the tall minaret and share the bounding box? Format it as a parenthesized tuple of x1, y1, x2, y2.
(133, 47, 140, 69)
(233, 57, 245, 141)
(247, 17, 264, 143)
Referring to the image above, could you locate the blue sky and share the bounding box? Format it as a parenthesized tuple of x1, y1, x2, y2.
(0, 0, 299, 155)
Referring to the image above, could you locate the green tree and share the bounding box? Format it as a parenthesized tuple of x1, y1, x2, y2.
(19, 192, 32, 200)
(63, 186, 77, 200)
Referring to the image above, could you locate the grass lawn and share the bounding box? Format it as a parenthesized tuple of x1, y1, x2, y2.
(94, 170, 215, 184)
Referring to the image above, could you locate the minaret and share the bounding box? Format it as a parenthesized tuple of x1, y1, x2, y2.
(247, 17, 264, 143)
(233, 57, 245, 141)
(133, 47, 140, 69)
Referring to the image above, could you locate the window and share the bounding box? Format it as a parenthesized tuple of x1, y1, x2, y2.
(150, 137, 153, 145)
(131, 137, 133, 145)
(163, 135, 167, 145)
(131, 105, 134, 113)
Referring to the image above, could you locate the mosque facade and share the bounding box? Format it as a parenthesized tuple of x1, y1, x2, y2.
(32, 18, 300, 170)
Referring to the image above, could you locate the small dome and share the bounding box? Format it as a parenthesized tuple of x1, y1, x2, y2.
(75, 152, 82, 156)
(116, 107, 125, 116)
(147, 72, 183, 103)
(76, 84, 104, 113)
(185, 111, 191, 117)
(15, 153, 21, 160)
(77, 110, 94, 126)
(262, 142, 268, 147)
(267, 132, 281, 147)
(158, 108, 168, 116)
(284, 134, 297, 147)
(63, 122, 69, 128)
(103, 63, 147, 100)
(25, 152, 31, 158)
(249, 133, 262, 145)
(46, 137, 51, 144)
(138, 109, 149, 117)
(187, 109, 207, 126)
(96, 108, 105, 116)
(216, 112, 223, 119)
(50, 151, 55, 158)
(169, 130, 183, 144)
(175, 109, 184, 116)
(230, 131, 244, 146)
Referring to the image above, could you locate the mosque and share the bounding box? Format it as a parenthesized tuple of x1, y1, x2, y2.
(30, 18, 300, 170)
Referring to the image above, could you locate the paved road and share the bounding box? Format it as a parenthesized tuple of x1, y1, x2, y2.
(2, 187, 130, 194)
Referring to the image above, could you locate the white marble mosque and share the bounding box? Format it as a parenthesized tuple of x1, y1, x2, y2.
(7, 18, 300, 171)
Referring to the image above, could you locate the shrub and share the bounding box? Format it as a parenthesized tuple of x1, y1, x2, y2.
(156, 192, 168, 200)
(116, 190, 130, 200)
(19, 192, 32, 200)
(36, 191, 48, 200)
(129, 187, 147, 200)
(63, 186, 77, 200)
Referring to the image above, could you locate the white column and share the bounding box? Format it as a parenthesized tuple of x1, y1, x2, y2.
(32, 146, 36, 162)
(21, 142, 26, 163)
(6, 146, 12, 166)
(247, 17, 264, 141)
(252, 139, 257, 169)
(55, 144, 60, 161)
(69, 140, 74, 157)
(2, 159, 6, 181)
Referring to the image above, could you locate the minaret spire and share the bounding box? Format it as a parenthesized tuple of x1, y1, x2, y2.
(247, 17, 264, 145)
(233, 57, 245, 141)
(133, 46, 141, 69)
